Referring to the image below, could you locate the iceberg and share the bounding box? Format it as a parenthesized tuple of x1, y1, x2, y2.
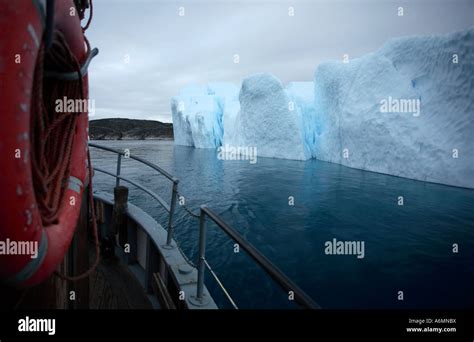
(171, 28, 473, 188)
(171, 83, 239, 148)
(171, 95, 218, 148)
(285, 82, 320, 158)
(314, 28, 474, 188)
(172, 75, 317, 161)
(208, 83, 241, 150)
(223, 73, 309, 160)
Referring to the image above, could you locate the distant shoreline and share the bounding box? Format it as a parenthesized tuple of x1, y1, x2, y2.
(90, 137, 174, 141)
(89, 118, 173, 140)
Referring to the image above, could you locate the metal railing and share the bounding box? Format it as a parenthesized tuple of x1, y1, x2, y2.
(195, 206, 320, 309)
(89, 142, 178, 247)
(88, 142, 319, 309)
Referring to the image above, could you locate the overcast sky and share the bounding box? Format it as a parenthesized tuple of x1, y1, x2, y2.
(87, 0, 473, 123)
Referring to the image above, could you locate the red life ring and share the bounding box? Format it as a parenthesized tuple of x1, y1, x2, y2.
(0, 0, 90, 287)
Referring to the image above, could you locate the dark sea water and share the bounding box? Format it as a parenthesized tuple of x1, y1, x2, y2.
(90, 140, 474, 309)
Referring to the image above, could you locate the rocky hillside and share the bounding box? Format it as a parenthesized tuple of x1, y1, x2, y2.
(89, 118, 173, 140)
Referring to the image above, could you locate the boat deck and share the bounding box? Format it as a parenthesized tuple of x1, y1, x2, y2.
(3, 242, 154, 310)
(88, 246, 153, 310)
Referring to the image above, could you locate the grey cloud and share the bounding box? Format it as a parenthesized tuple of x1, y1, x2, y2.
(87, 0, 474, 122)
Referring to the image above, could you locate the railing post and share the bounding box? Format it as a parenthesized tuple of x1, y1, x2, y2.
(115, 153, 122, 187)
(196, 206, 207, 301)
(113, 186, 129, 247)
(165, 179, 179, 247)
(188, 206, 210, 307)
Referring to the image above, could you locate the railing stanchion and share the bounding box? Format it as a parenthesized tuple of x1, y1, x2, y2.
(196, 206, 207, 301)
(166, 180, 179, 246)
(115, 153, 122, 187)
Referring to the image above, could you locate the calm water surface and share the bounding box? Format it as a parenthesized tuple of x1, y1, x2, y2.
(90, 140, 474, 309)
